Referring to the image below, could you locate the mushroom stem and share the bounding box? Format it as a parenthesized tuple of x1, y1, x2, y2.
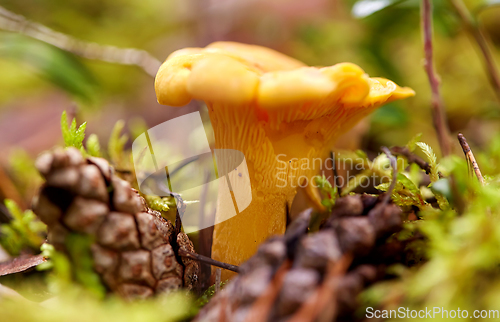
(207, 104, 294, 278)
(207, 103, 341, 279)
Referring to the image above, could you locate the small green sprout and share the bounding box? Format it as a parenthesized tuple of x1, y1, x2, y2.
(61, 110, 87, 150)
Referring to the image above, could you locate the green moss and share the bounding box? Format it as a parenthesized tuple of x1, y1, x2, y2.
(61, 110, 87, 151)
(0, 199, 46, 256)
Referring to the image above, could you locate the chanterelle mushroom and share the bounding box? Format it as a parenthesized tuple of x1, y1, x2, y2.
(155, 41, 414, 278)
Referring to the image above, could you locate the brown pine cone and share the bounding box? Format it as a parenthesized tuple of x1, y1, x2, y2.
(32, 147, 199, 300)
(194, 195, 408, 322)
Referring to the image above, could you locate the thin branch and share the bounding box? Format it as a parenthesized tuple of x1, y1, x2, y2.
(421, 0, 452, 156)
(390, 146, 444, 178)
(178, 249, 240, 273)
(448, 0, 500, 104)
(457, 133, 485, 185)
(0, 6, 161, 77)
(391, 146, 432, 174)
(214, 268, 222, 293)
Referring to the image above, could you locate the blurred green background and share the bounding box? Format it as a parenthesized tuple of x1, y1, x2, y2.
(1, 0, 500, 204)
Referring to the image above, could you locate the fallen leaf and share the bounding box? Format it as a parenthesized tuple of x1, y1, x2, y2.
(0, 254, 46, 276)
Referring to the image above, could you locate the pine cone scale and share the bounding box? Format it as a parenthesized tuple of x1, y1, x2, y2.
(195, 195, 406, 322)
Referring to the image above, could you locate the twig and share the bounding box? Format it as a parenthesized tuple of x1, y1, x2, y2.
(0, 6, 161, 77)
(178, 249, 240, 273)
(166, 192, 185, 236)
(457, 133, 485, 185)
(114, 169, 132, 175)
(215, 268, 222, 293)
(448, 0, 500, 104)
(381, 147, 398, 206)
(390, 146, 431, 174)
(421, 0, 452, 156)
(174, 208, 183, 236)
(422, 1, 469, 213)
(391, 146, 444, 178)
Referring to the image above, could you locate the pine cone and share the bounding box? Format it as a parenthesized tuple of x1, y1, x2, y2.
(195, 195, 409, 322)
(32, 147, 199, 300)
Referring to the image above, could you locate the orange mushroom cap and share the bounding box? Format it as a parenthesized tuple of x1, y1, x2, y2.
(156, 41, 413, 112)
